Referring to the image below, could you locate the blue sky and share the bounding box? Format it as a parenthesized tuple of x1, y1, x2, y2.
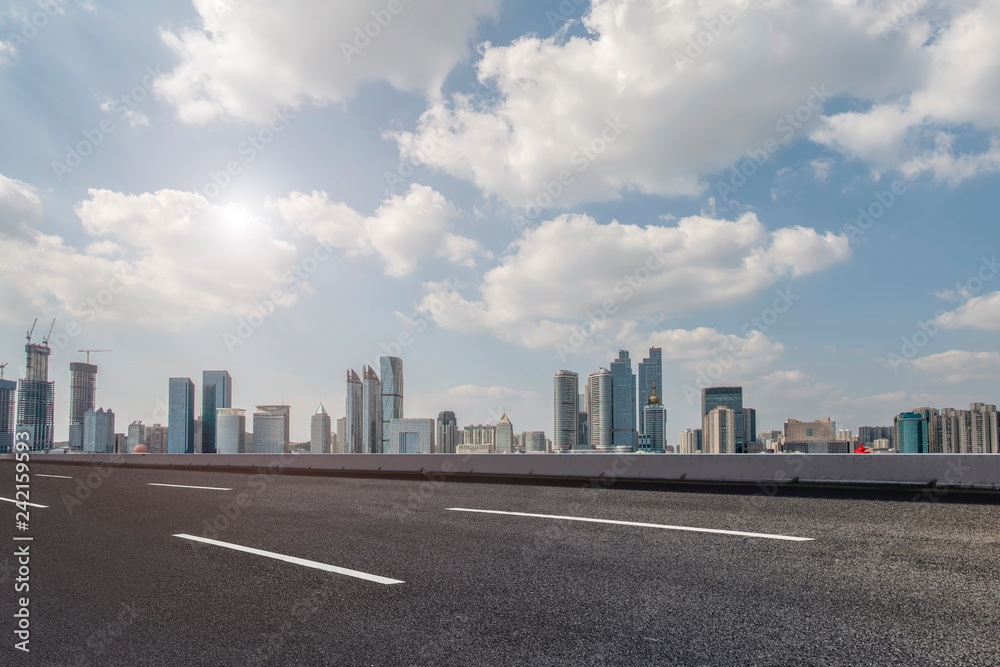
(2, 0, 999, 442)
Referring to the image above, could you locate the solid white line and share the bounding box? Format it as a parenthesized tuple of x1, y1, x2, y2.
(173, 534, 404, 584)
(148, 483, 232, 491)
(0, 496, 48, 509)
(446, 508, 814, 542)
(36, 474, 72, 479)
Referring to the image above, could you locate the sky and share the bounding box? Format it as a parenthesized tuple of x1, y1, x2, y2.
(1, 0, 999, 443)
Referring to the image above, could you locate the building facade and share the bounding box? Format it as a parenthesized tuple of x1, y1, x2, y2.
(201, 370, 232, 455)
(678, 428, 702, 454)
(610, 350, 637, 451)
(522, 431, 547, 453)
(553, 370, 579, 453)
(345, 370, 364, 454)
(83, 407, 115, 453)
(167, 378, 195, 454)
(702, 387, 743, 452)
(310, 404, 332, 454)
(127, 421, 147, 452)
(17, 342, 54, 451)
(0, 378, 15, 454)
(587, 368, 613, 451)
(640, 383, 666, 453)
(637, 347, 662, 435)
(704, 406, 736, 454)
(68, 361, 97, 450)
(459, 425, 496, 454)
(253, 405, 290, 454)
(436, 411, 458, 454)
(216, 408, 246, 454)
(380, 356, 403, 452)
(384, 418, 435, 454)
(362, 366, 382, 454)
(495, 414, 514, 454)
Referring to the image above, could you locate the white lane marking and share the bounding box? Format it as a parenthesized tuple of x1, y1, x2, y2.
(447, 508, 814, 542)
(148, 483, 232, 491)
(173, 534, 404, 585)
(36, 474, 73, 479)
(0, 497, 49, 509)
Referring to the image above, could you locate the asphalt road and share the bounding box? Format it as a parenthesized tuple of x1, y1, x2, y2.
(1, 461, 998, 666)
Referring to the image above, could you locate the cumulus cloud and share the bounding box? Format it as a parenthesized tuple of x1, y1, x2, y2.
(416, 211, 849, 349)
(936, 291, 1000, 331)
(269, 184, 486, 277)
(154, 0, 500, 123)
(0, 182, 299, 326)
(619, 325, 785, 377)
(907, 350, 1000, 383)
(392, 0, 941, 208)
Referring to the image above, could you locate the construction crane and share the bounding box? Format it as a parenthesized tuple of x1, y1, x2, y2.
(42, 319, 56, 345)
(0, 363, 7, 380)
(25, 318, 37, 344)
(78, 350, 112, 364)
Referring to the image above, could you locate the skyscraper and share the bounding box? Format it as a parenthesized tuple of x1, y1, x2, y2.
(678, 428, 702, 454)
(148, 424, 167, 454)
(68, 361, 97, 450)
(587, 368, 613, 451)
(362, 365, 382, 454)
(380, 356, 403, 452)
(702, 386, 743, 451)
(17, 340, 54, 450)
(610, 350, 637, 451)
(127, 421, 147, 452)
(522, 431, 547, 453)
(496, 414, 514, 454)
(742, 408, 757, 448)
(345, 370, 363, 454)
(216, 408, 246, 454)
(167, 378, 195, 454)
(436, 411, 458, 454)
(641, 382, 666, 453)
(0, 378, 15, 454)
(384, 418, 435, 454)
(202, 370, 232, 455)
(553, 370, 579, 453)
(83, 408, 115, 453)
(253, 405, 290, 454)
(335, 417, 346, 454)
(895, 412, 929, 454)
(311, 404, 332, 454)
(637, 347, 662, 435)
(704, 406, 737, 454)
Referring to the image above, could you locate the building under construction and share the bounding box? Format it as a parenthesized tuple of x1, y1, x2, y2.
(17, 340, 54, 450)
(68, 362, 98, 450)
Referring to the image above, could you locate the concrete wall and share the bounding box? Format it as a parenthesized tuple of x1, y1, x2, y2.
(10, 453, 1000, 490)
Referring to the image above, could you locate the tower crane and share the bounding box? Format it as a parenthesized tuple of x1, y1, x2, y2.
(25, 318, 37, 344)
(42, 319, 56, 345)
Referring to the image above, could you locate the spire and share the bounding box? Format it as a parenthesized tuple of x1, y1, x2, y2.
(315, 403, 327, 415)
(648, 381, 660, 405)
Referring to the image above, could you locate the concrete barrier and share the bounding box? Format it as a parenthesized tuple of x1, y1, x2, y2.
(5, 453, 1000, 491)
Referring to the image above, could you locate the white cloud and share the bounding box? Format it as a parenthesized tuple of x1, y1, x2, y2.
(937, 290, 1000, 331)
(392, 0, 936, 207)
(0, 183, 299, 326)
(270, 184, 485, 277)
(154, 0, 500, 124)
(908, 350, 1000, 383)
(0, 173, 42, 238)
(416, 211, 849, 349)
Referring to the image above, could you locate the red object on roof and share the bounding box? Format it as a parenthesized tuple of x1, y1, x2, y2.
(854, 444, 871, 454)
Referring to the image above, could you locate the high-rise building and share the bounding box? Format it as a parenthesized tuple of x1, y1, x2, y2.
(384, 418, 435, 453)
(380, 356, 403, 452)
(459, 425, 496, 454)
(127, 421, 147, 452)
(742, 408, 757, 446)
(201, 370, 232, 455)
(610, 350, 637, 451)
(637, 347, 662, 435)
(83, 408, 115, 453)
(641, 382, 666, 453)
(967, 403, 998, 454)
(553, 370, 579, 453)
(345, 370, 363, 454)
(859, 425, 894, 449)
(362, 366, 382, 453)
(702, 387, 743, 452)
(496, 414, 514, 454)
(587, 368, 613, 451)
(114, 433, 128, 455)
(253, 405, 290, 454)
(704, 406, 737, 454)
(335, 417, 346, 454)
(895, 412, 929, 454)
(522, 431, 547, 453)
(436, 411, 458, 454)
(216, 408, 246, 454)
(148, 424, 168, 454)
(167, 378, 195, 454)
(311, 404, 332, 454)
(68, 362, 97, 450)
(17, 340, 54, 451)
(577, 411, 589, 450)
(0, 378, 15, 454)
(678, 428, 702, 454)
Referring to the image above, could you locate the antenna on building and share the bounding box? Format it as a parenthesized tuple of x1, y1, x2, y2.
(78, 350, 112, 364)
